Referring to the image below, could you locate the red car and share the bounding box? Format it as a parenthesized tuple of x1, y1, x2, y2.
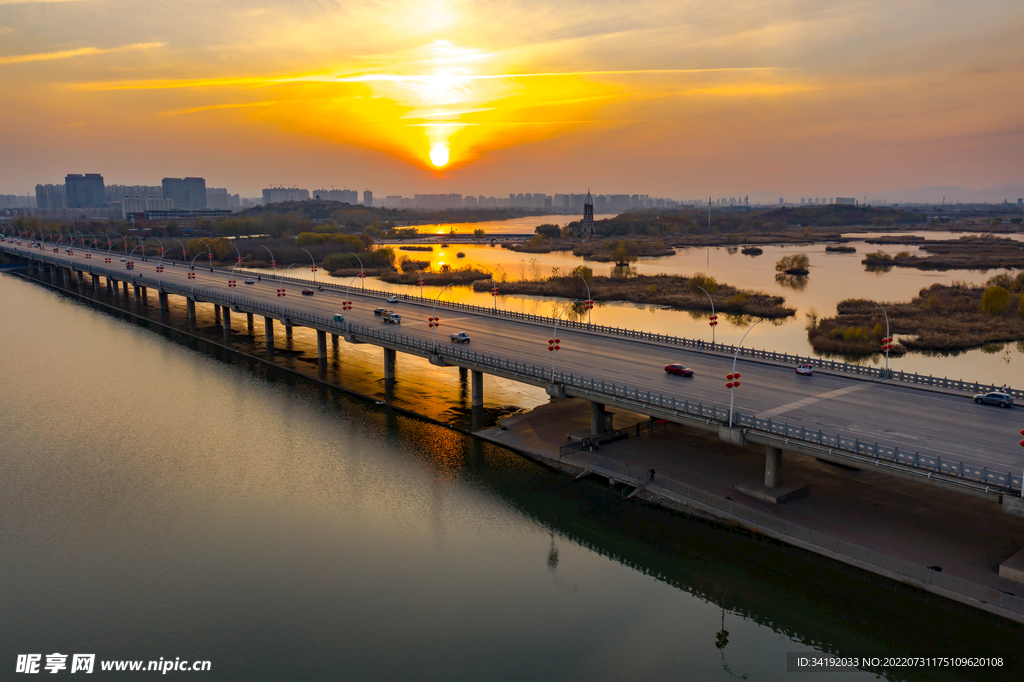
(301, 289, 314, 296)
(664, 364, 694, 377)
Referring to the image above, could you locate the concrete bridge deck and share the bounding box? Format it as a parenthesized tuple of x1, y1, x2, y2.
(4, 239, 1023, 507)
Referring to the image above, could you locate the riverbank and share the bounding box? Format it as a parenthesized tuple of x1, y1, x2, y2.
(472, 273, 795, 318)
(863, 235, 1024, 271)
(478, 398, 1024, 625)
(808, 279, 1024, 352)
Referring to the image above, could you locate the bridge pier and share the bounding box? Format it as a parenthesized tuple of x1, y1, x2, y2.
(91, 273, 100, 293)
(332, 333, 339, 346)
(264, 317, 274, 349)
(122, 281, 128, 296)
(765, 445, 782, 488)
(735, 445, 809, 504)
(317, 330, 327, 360)
(383, 348, 396, 380)
(186, 297, 196, 320)
(158, 292, 169, 311)
(106, 276, 113, 293)
(62, 268, 71, 288)
(49, 264, 57, 282)
(285, 324, 292, 339)
(459, 367, 468, 382)
(471, 370, 484, 407)
(214, 305, 221, 323)
(76, 270, 85, 294)
(247, 312, 254, 335)
(222, 308, 231, 343)
(591, 402, 613, 436)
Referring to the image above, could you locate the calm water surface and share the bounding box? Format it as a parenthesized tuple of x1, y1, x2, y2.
(2, 273, 1021, 681)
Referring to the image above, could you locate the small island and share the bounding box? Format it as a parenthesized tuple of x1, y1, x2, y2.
(807, 274, 1024, 353)
(472, 269, 794, 318)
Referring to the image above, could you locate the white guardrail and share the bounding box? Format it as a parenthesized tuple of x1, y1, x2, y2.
(9, 246, 1024, 495)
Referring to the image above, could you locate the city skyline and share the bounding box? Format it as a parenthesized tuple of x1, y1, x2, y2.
(0, 1, 1021, 198)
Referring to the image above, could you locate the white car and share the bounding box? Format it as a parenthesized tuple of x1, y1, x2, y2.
(795, 363, 814, 376)
(244, 278, 255, 284)
(386, 295, 399, 303)
(120, 257, 127, 262)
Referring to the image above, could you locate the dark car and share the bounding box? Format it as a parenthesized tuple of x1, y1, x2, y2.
(301, 289, 314, 296)
(664, 364, 694, 377)
(973, 391, 1014, 408)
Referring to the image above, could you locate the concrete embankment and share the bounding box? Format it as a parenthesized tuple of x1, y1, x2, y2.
(478, 398, 1024, 625)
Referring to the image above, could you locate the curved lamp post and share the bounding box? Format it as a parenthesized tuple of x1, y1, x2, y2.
(259, 245, 277, 278)
(728, 318, 763, 428)
(346, 251, 366, 291)
(190, 244, 211, 270)
(430, 282, 455, 349)
(576, 273, 593, 325)
(298, 246, 318, 285)
(476, 264, 499, 312)
(695, 285, 717, 345)
(873, 301, 891, 376)
(551, 299, 579, 381)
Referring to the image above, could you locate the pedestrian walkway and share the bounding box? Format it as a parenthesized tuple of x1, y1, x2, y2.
(478, 397, 1024, 622)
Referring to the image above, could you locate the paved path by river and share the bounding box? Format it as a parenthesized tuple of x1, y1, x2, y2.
(480, 398, 1024, 603)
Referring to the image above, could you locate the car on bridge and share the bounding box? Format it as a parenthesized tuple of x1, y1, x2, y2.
(386, 295, 399, 303)
(244, 278, 255, 285)
(973, 391, 1014, 408)
(120, 257, 126, 262)
(333, 313, 344, 323)
(450, 332, 470, 343)
(374, 308, 388, 316)
(301, 289, 314, 296)
(796, 363, 814, 376)
(664, 364, 694, 377)
(383, 312, 401, 324)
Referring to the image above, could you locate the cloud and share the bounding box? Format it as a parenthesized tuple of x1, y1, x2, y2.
(0, 41, 164, 66)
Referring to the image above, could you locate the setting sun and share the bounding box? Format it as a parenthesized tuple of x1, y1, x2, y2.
(429, 143, 450, 167)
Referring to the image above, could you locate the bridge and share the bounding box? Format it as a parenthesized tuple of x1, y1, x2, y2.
(4, 237, 1023, 511)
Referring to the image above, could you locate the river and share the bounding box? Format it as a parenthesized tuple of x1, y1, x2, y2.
(2, 270, 1023, 680)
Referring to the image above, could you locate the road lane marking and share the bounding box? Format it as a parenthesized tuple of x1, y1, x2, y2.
(755, 383, 871, 419)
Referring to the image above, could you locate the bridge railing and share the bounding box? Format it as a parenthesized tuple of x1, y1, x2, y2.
(231, 264, 1021, 400)
(563, 448, 1024, 619)
(10, 247, 1022, 400)
(12, 249, 1024, 494)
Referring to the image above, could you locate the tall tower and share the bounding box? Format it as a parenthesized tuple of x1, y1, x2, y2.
(580, 191, 595, 237)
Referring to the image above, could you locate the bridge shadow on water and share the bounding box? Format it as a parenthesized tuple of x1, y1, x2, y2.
(17, 271, 1024, 680)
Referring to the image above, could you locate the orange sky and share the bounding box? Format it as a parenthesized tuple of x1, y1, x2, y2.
(0, 0, 1022, 198)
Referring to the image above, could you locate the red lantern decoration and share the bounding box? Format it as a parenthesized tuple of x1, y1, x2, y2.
(726, 382, 734, 389)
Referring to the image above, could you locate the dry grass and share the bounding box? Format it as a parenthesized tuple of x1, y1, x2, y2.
(473, 273, 794, 317)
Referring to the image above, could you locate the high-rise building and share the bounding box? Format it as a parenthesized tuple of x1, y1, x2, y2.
(363, 190, 373, 207)
(65, 174, 106, 208)
(206, 188, 231, 210)
(36, 184, 66, 210)
(162, 177, 207, 209)
(835, 197, 856, 205)
(263, 187, 310, 203)
(105, 185, 161, 204)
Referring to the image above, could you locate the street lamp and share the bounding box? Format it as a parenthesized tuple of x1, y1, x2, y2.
(695, 285, 718, 344)
(551, 299, 579, 381)
(873, 301, 892, 376)
(298, 246, 317, 285)
(576, 273, 593, 325)
(727, 318, 763, 428)
(346, 251, 366, 291)
(476, 264, 499, 312)
(430, 282, 455, 349)
(259, 245, 277, 278)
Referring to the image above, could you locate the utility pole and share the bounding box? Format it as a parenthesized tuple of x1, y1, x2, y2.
(708, 197, 712, 231)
